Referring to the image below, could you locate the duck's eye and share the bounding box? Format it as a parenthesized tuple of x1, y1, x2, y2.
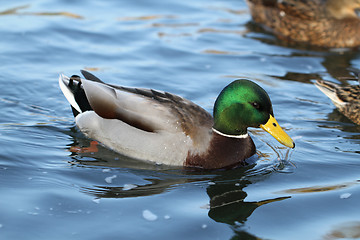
(251, 102, 261, 109)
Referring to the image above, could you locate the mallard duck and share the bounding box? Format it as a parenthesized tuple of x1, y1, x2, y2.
(315, 71, 360, 125)
(59, 70, 294, 169)
(246, 0, 360, 48)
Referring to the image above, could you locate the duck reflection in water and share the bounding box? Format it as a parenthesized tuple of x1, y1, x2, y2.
(206, 170, 290, 239)
(83, 168, 289, 239)
(207, 178, 289, 225)
(69, 141, 290, 239)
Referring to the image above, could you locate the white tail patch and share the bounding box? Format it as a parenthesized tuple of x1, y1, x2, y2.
(315, 82, 346, 109)
(58, 74, 82, 113)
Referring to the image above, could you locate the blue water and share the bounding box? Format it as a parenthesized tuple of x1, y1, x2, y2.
(1, 0, 360, 239)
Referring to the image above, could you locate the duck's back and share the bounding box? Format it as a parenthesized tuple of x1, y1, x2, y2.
(246, 0, 360, 48)
(60, 72, 214, 166)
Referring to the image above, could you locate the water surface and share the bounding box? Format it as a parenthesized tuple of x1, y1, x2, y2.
(1, 0, 360, 239)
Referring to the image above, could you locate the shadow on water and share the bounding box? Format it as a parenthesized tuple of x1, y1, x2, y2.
(276, 49, 359, 85)
(245, 21, 360, 83)
(324, 110, 360, 133)
(317, 110, 360, 153)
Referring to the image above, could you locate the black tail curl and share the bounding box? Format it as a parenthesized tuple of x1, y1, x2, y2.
(68, 75, 92, 117)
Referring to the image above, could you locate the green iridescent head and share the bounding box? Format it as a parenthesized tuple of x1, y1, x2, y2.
(213, 80, 273, 135)
(213, 79, 295, 148)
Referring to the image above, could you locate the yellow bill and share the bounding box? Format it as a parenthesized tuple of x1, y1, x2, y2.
(260, 115, 295, 148)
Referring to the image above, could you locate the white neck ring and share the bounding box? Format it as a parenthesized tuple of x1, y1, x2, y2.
(212, 128, 249, 139)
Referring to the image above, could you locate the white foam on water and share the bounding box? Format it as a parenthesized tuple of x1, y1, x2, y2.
(340, 193, 352, 199)
(105, 175, 117, 183)
(123, 184, 137, 191)
(143, 210, 158, 221)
